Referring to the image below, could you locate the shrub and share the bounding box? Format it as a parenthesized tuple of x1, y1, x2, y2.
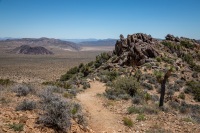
(38, 89, 71, 132)
(60, 66, 79, 81)
(144, 92, 152, 102)
(136, 114, 146, 121)
(156, 57, 162, 62)
(180, 41, 194, 49)
(151, 95, 159, 102)
(181, 117, 194, 123)
(178, 92, 185, 100)
(181, 53, 193, 64)
(168, 101, 180, 110)
(82, 81, 90, 89)
(186, 81, 200, 101)
(63, 92, 74, 99)
(154, 70, 164, 83)
(105, 76, 140, 99)
(9, 123, 24, 131)
(142, 82, 153, 90)
(166, 89, 175, 97)
(0, 78, 13, 86)
(12, 84, 33, 97)
(123, 117, 133, 127)
(99, 70, 119, 83)
(118, 94, 130, 100)
(162, 41, 181, 52)
(127, 106, 142, 114)
(16, 100, 36, 111)
(46, 86, 64, 93)
(161, 56, 174, 64)
(95, 52, 111, 68)
(132, 95, 144, 105)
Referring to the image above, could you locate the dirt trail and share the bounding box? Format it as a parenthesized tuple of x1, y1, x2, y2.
(77, 81, 123, 133)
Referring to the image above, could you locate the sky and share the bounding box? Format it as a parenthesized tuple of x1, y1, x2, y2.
(0, 0, 200, 39)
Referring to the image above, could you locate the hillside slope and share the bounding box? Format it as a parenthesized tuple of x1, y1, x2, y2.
(57, 33, 200, 132)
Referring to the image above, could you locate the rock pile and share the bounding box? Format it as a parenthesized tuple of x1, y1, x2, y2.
(114, 33, 159, 66)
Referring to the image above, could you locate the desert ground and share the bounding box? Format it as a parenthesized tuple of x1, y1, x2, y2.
(0, 46, 113, 83)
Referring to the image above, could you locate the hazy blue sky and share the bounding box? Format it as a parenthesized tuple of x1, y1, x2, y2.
(0, 0, 200, 39)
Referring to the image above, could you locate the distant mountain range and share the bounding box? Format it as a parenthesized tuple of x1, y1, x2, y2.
(0, 37, 80, 51)
(78, 39, 117, 46)
(63, 39, 98, 43)
(0, 37, 117, 49)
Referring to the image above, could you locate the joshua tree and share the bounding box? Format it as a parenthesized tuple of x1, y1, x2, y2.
(154, 68, 173, 107)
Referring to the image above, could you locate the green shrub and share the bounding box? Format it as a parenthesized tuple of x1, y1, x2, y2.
(136, 114, 146, 121)
(127, 106, 142, 114)
(0, 78, 13, 86)
(154, 70, 164, 83)
(95, 52, 111, 68)
(186, 81, 200, 101)
(60, 67, 79, 81)
(181, 117, 194, 123)
(63, 92, 74, 98)
(182, 53, 193, 64)
(178, 92, 185, 100)
(123, 117, 133, 127)
(105, 76, 140, 99)
(156, 57, 162, 62)
(142, 82, 153, 90)
(9, 123, 24, 131)
(82, 81, 90, 89)
(162, 41, 181, 51)
(180, 41, 194, 49)
(161, 56, 174, 64)
(99, 70, 119, 82)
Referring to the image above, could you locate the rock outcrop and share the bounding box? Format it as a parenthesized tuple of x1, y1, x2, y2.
(114, 33, 159, 66)
(12, 45, 53, 55)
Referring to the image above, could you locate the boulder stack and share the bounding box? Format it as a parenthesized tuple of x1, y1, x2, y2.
(114, 33, 159, 66)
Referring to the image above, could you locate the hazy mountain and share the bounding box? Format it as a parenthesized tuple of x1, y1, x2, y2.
(62, 39, 98, 43)
(0, 37, 19, 40)
(79, 39, 117, 46)
(0, 37, 80, 51)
